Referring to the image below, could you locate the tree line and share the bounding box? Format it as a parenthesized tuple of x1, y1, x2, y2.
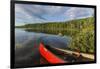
(16, 17, 94, 53)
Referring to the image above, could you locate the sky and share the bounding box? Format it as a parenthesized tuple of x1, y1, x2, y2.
(15, 4, 94, 26)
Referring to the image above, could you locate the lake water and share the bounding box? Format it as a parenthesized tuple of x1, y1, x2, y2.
(15, 28, 93, 67)
(15, 28, 71, 67)
(15, 28, 71, 50)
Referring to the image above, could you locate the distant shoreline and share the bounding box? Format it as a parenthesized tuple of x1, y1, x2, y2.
(15, 17, 95, 54)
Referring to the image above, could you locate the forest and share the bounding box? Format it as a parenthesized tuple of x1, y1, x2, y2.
(16, 17, 95, 54)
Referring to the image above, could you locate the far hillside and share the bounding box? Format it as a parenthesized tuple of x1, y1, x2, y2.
(16, 17, 95, 54)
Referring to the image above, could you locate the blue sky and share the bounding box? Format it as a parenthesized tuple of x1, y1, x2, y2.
(15, 4, 94, 26)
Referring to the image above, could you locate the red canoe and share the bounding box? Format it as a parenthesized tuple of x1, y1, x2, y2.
(39, 43, 66, 64)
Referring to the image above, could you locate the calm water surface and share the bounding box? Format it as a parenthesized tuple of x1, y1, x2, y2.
(15, 28, 71, 67)
(15, 28, 71, 49)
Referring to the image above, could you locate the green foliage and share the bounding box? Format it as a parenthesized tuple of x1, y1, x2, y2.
(16, 17, 95, 53)
(67, 17, 94, 54)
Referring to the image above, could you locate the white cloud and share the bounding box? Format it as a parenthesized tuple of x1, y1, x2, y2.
(64, 7, 94, 20)
(15, 4, 94, 25)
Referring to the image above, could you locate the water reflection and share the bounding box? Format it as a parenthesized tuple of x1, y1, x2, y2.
(15, 28, 71, 67)
(15, 28, 71, 49)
